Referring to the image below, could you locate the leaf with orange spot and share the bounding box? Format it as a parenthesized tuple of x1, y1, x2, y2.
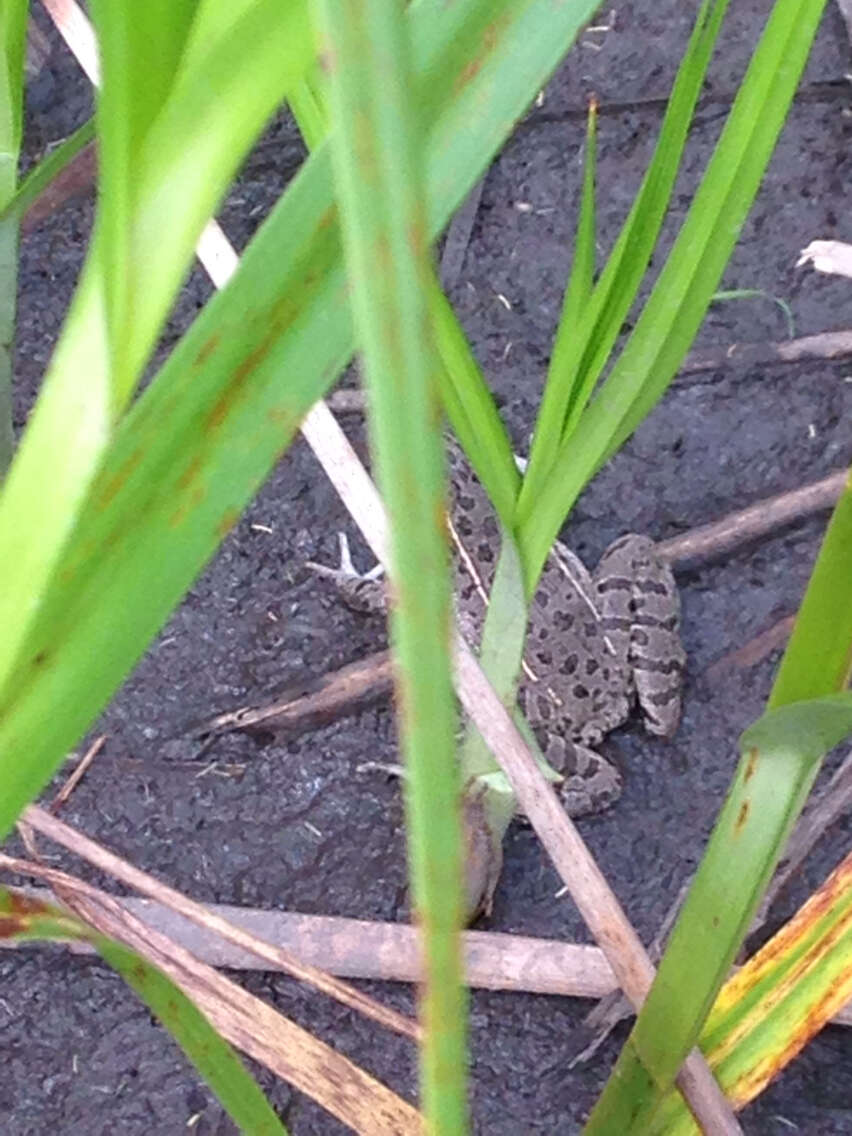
(651, 850, 852, 1132)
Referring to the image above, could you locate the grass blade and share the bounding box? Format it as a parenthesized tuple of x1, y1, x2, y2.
(0, 116, 95, 226)
(527, 96, 597, 491)
(0, 887, 288, 1135)
(289, 62, 330, 151)
(0, 0, 314, 697)
(519, 0, 827, 589)
(0, 0, 27, 476)
(520, 0, 731, 532)
(711, 288, 795, 338)
(90, 0, 199, 355)
(652, 849, 852, 1131)
(430, 280, 519, 527)
(314, 0, 467, 1125)
(283, 31, 519, 529)
(585, 463, 851, 1131)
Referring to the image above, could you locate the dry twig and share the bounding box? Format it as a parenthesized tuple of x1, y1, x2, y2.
(50, 733, 106, 812)
(198, 650, 393, 740)
(7, 881, 852, 1031)
(23, 803, 419, 1042)
(0, 858, 419, 1134)
(656, 469, 847, 569)
(704, 614, 796, 682)
(5, 883, 615, 995)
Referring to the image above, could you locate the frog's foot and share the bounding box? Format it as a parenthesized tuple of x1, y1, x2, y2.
(306, 532, 388, 614)
(544, 733, 623, 817)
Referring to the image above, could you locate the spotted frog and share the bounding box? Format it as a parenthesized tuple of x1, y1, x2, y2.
(313, 440, 685, 815)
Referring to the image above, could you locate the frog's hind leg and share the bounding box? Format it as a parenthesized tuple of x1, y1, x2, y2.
(543, 733, 623, 817)
(596, 534, 685, 738)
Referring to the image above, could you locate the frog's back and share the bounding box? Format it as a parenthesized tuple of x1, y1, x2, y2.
(445, 440, 633, 747)
(521, 546, 633, 748)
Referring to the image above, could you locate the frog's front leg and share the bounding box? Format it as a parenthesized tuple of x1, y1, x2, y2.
(595, 534, 685, 738)
(306, 532, 388, 614)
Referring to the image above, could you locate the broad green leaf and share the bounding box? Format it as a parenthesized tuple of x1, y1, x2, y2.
(0, 887, 287, 1135)
(91, 0, 316, 397)
(0, 0, 604, 838)
(651, 850, 852, 1132)
(313, 0, 467, 1125)
(90, 0, 200, 359)
(0, 0, 315, 698)
(586, 388, 846, 1129)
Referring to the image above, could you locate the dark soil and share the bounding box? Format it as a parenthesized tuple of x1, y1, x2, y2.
(4, 3, 852, 1133)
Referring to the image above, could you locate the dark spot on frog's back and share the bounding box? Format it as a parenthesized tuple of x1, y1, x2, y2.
(560, 653, 578, 676)
(476, 542, 495, 564)
(535, 696, 552, 722)
(554, 610, 575, 632)
(573, 684, 589, 701)
(534, 591, 549, 609)
(636, 577, 669, 596)
(598, 576, 631, 594)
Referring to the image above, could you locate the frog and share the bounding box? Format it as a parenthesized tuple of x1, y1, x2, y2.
(309, 438, 685, 817)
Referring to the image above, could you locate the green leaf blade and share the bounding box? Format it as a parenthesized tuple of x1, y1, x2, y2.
(0, 0, 315, 699)
(519, 0, 732, 539)
(525, 97, 597, 494)
(0, 0, 602, 913)
(314, 0, 468, 1124)
(521, 0, 827, 590)
(0, 887, 287, 1135)
(586, 371, 846, 1129)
